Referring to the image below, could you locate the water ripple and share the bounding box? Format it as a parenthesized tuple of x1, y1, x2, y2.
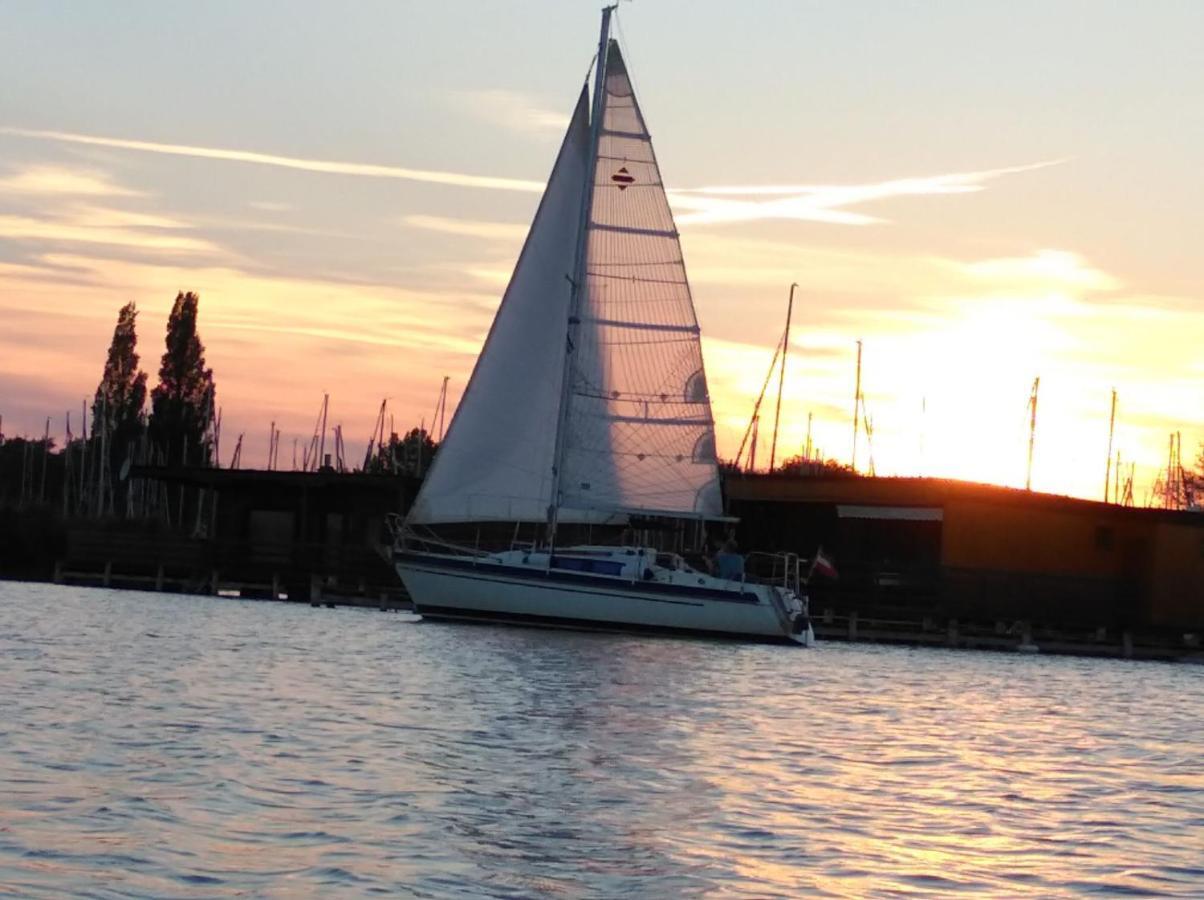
(1, 582, 1202, 897)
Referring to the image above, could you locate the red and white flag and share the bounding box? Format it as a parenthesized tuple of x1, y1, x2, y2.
(809, 547, 838, 580)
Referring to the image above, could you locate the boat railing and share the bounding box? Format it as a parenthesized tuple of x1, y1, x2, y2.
(387, 515, 495, 560)
(744, 551, 803, 596)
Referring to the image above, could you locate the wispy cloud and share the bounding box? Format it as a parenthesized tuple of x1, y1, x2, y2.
(0, 127, 546, 193)
(672, 160, 1066, 226)
(401, 214, 527, 241)
(452, 89, 570, 136)
(0, 210, 217, 253)
(3, 127, 1059, 228)
(960, 249, 1119, 292)
(0, 164, 143, 197)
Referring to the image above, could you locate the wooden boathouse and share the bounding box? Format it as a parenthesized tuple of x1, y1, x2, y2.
(727, 474, 1204, 656)
(15, 464, 1203, 658)
(51, 466, 419, 606)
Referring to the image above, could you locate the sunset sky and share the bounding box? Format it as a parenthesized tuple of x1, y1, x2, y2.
(1, 1, 1201, 502)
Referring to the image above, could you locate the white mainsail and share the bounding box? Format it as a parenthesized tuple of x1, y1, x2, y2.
(408, 90, 590, 524)
(558, 43, 723, 520)
(409, 38, 722, 527)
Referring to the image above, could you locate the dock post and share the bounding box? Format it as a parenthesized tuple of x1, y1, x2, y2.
(103, 560, 112, 587)
(1122, 631, 1133, 659)
(310, 574, 322, 607)
(210, 570, 219, 595)
(947, 618, 959, 647)
(155, 565, 164, 592)
(847, 611, 858, 641)
(272, 573, 280, 600)
(53, 560, 63, 584)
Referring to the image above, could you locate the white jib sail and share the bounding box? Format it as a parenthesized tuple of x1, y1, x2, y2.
(407, 90, 590, 525)
(559, 43, 724, 520)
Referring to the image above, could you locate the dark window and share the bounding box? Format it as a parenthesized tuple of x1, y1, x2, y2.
(552, 556, 624, 576)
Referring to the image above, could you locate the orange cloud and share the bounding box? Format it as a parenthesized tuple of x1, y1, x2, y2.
(0, 164, 143, 197)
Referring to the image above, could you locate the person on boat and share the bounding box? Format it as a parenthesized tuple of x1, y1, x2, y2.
(715, 539, 745, 581)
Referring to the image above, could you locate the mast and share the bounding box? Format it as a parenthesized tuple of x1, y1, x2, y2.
(769, 282, 797, 473)
(1104, 388, 1117, 502)
(1026, 376, 1039, 491)
(736, 335, 783, 470)
(851, 339, 862, 472)
(749, 415, 760, 474)
(547, 5, 615, 543)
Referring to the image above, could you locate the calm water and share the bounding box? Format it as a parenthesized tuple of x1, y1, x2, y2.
(1, 583, 1202, 898)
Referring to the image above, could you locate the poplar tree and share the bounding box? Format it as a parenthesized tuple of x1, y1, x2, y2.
(148, 291, 216, 467)
(91, 301, 148, 467)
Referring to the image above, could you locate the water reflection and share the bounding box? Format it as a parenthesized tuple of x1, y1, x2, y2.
(1, 583, 1201, 896)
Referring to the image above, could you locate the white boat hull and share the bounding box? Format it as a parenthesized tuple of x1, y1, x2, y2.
(394, 551, 813, 645)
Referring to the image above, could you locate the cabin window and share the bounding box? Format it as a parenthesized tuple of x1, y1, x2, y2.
(1094, 525, 1114, 551)
(552, 556, 624, 576)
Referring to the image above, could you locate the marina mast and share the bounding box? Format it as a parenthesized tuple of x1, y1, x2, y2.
(769, 283, 797, 473)
(431, 376, 449, 443)
(1026, 376, 1039, 491)
(1104, 388, 1117, 502)
(851, 339, 862, 472)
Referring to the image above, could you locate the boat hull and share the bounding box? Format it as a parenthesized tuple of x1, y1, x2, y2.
(395, 551, 812, 645)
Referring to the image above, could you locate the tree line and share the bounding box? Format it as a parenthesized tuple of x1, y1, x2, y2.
(0, 292, 215, 515)
(0, 290, 440, 517)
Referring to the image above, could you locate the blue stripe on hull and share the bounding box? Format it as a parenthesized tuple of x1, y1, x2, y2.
(394, 550, 761, 605)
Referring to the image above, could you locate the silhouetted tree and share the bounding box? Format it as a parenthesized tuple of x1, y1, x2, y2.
(0, 436, 56, 508)
(148, 291, 215, 466)
(775, 454, 858, 477)
(370, 427, 437, 477)
(91, 301, 148, 470)
(1188, 443, 1204, 509)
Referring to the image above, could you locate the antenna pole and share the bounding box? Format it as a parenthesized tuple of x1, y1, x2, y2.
(1026, 376, 1039, 491)
(851, 339, 862, 472)
(1104, 388, 1117, 502)
(769, 283, 797, 473)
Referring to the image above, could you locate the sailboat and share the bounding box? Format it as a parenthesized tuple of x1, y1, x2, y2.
(392, 8, 814, 645)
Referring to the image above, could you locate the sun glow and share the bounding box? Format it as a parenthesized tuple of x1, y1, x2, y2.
(704, 280, 1202, 502)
